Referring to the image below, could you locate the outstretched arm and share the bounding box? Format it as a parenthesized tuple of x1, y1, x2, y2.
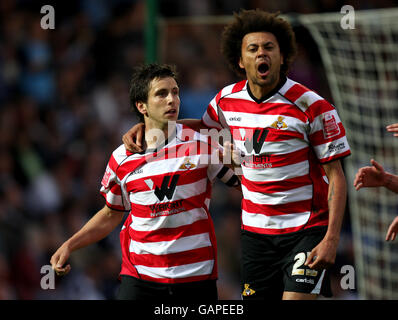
(50, 205, 125, 275)
(354, 159, 398, 193)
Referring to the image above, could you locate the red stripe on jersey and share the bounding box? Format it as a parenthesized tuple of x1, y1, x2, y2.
(283, 83, 311, 103)
(305, 210, 329, 229)
(242, 199, 313, 216)
(131, 246, 213, 268)
(136, 273, 216, 284)
(242, 175, 312, 194)
(306, 99, 335, 121)
(232, 80, 247, 93)
(130, 219, 211, 243)
(206, 104, 219, 124)
(214, 89, 223, 105)
(130, 193, 207, 218)
(309, 122, 346, 146)
(108, 154, 119, 172)
(243, 224, 306, 235)
(220, 99, 308, 123)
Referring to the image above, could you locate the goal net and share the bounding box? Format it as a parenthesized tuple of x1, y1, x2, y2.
(298, 8, 398, 299)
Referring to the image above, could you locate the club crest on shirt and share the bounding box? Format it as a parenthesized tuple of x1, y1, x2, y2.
(322, 112, 340, 139)
(179, 157, 196, 170)
(270, 116, 288, 129)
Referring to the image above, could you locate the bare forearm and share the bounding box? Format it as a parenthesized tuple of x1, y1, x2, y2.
(384, 172, 398, 194)
(64, 206, 124, 252)
(325, 176, 347, 241)
(322, 160, 347, 241)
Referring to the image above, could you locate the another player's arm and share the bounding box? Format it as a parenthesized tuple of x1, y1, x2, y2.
(305, 159, 347, 270)
(122, 119, 208, 152)
(50, 205, 125, 275)
(386, 123, 398, 137)
(354, 159, 398, 193)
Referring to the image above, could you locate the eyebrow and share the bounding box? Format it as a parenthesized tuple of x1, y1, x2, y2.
(153, 86, 179, 94)
(247, 41, 275, 48)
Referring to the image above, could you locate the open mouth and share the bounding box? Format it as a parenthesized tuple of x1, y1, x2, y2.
(165, 109, 177, 116)
(257, 62, 270, 77)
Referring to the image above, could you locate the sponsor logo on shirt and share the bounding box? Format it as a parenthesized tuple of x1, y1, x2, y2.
(242, 154, 272, 169)
(328, 142, 346, 153)
(149, 199, 185, 216)
(229, 116, 242, 122)
(145, 175, 180, 201)
(244, 129, 269, 154)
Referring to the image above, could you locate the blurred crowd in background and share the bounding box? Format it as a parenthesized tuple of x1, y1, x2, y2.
(0, 0, 396, 300)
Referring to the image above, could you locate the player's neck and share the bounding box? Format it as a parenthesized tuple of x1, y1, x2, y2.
(247, 74, 282, 101)
(144, 120, 177, 149)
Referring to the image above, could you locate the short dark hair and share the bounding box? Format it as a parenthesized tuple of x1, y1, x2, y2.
(221, 9, 297, 78)
(129, 63, 178, 122)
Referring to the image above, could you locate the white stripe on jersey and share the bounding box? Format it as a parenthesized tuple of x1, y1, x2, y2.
(130, 208, 209, 232)
(130, 177, 208, 206)
(129, 233, 212, 255)
(102, 187, 128, 209)
(293, 90, 323, 111)
(242, 160, 309, 182)
(125, 154, 206, 180)
(313, 136, 350, 161)
(242, 209, 311, 230)
(241, 184, 313, 205)
(222, 111, 307, 129)
(135, 260, 214, 279)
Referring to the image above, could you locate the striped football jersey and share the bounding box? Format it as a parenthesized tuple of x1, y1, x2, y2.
(202, 77, 351, 235)
(100, 124, 238, 283)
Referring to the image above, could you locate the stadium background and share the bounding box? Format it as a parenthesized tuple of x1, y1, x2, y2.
(0, 0, 396, 300)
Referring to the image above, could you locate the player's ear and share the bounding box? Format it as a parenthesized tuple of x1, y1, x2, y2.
(239, 56, 245, 70)
(136, 101, 147, 116)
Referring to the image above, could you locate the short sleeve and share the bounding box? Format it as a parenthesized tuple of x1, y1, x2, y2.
(100, 156, 130, 212)
(307, 102, 351, 163)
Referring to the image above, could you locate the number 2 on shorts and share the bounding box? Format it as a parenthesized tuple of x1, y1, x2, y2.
(291, 252, 318, 276)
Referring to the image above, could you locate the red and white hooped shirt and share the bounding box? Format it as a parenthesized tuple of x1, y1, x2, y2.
(202, 77, 351, 235)
(100, 124, 238, 283)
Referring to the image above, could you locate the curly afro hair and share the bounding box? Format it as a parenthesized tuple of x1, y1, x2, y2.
(221, 9, 297, 78)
